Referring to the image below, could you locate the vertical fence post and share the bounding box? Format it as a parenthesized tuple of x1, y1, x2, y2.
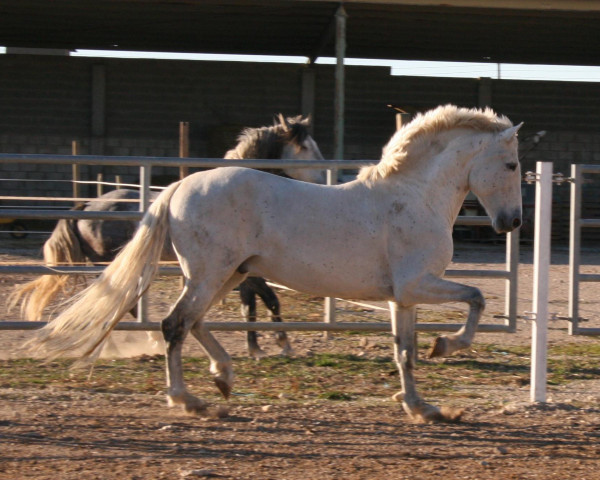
(323, 160, 337, 334)
(531, 161, 552, 403)
(505, 227, 520, 331)
(96, 173, 104, 197)
(179, 121, 190, 180)
(137, 163, 152, 323)
(568, 164, 582, 335)
(178, 122, 190, 290)
(71, 141, 80, 204)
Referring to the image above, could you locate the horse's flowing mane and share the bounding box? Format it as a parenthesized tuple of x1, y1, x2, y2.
(358, 104, 514, 183)
(224, 115, 310, 160)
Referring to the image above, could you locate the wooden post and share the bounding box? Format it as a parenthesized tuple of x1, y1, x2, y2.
(178, 122, 190, 290)
(96, 173, 103, 197)
(179, 121, 189, 179)
(396, 113, 411, 131)
(72, 141, 80, 204)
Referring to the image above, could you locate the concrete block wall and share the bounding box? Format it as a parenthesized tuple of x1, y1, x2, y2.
(1, 54, 599, 242)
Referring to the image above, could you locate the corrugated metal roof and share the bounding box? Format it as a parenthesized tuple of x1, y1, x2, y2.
(0, 1, 598, 66)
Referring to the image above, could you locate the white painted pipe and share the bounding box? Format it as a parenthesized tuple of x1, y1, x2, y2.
(531, 161, 553, 403)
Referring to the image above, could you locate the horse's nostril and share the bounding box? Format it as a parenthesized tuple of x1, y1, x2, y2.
(512, 217, 522, 229)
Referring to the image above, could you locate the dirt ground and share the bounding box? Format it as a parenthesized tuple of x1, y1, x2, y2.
(1, 238, 599, 480)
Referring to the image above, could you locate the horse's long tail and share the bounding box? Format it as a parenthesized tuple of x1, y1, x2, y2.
(27, 181, 182, 362)
(8, 207, 87, 321)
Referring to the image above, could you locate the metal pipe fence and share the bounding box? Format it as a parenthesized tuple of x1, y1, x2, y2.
(0, 153, 519, 334)
(568, 164, 600, 335)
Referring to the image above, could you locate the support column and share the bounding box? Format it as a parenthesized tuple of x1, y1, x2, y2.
(324, 4, 347, 329)
(91, 64, 106, 155)
(478, 77, 492, 108)
(301, 68, 316, 135)
(333, 4, 347, 166)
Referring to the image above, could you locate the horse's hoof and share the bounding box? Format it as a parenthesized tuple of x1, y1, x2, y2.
(214, 378, 232, 399)
(427, 336, 448, 358)
(184, 401, 210, 416)
(279, 344, 294, 357)
(391, 391, 404, 403)
(168, 392, 210, 415)
(211, 405, 230, 419)
(249, 348, 267, 360)
(439, 406, 464, 422)
(404, 402, 464, 424)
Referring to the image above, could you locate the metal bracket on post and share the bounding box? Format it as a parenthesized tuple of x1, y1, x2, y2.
(524, 171, 572, 185)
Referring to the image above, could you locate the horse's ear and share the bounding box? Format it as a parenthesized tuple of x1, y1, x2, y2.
(499, 122, 523, 142)
(277, 113, 290, 132)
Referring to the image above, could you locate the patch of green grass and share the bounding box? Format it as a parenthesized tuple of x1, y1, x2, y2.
(318, 391, 354, 401)
(3, 342, 598, 403)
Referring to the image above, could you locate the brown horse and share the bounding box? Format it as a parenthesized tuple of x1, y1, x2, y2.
(10, 114, 327, 358)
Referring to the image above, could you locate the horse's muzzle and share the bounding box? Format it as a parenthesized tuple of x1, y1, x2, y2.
(493, 210, 522, 233)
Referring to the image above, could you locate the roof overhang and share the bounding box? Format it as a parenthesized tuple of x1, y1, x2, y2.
(0, 1, 599, 66)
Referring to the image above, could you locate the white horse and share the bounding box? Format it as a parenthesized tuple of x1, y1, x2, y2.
(28, 105, 522, 423)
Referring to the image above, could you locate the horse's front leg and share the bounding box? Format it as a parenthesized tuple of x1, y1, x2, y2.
(389, 302, 463, 423)
(407, 275, 485, 358)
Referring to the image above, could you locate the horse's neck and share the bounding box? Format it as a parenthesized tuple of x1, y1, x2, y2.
(400, 131, 483, 227)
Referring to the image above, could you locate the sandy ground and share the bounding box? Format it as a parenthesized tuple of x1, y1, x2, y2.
(1, 239, 599, 479)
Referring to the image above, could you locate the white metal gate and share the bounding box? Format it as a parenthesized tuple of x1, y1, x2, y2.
(0, 153, 520, 335)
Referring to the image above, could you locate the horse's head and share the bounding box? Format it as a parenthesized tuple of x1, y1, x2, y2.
(277, 114, 327, 184)
(469, 123, 523, 233)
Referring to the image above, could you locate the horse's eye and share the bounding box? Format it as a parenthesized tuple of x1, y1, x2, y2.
(506, 162, 518, 171)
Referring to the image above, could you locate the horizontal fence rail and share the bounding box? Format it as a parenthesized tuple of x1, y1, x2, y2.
(0, 153, 373, 169)
(0, 320, 513, 333)
(0, 153, 518, 335)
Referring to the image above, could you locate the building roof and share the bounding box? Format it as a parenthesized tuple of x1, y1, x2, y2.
(1, 0, 599, 66)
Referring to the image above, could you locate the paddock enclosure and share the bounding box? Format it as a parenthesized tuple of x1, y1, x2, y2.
(0, 154, 599, 478)
(0, 115, 598, 480)
(2, 1, 600, 477)
(1, 241, 600, 479)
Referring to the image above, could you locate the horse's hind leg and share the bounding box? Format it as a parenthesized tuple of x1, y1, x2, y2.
(191, 325, 233, 398)
(191, 272, 246, 398)
(239, 281, 264, 359)
(244, 277, 292, 356)
(161, 284, 214, 414)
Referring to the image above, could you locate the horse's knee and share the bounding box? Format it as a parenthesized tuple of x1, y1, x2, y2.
(267, 301, 280, 316)
(468, 288, 485, 311)
(241, 303, 256, 321)
(161, 312, 185, 345)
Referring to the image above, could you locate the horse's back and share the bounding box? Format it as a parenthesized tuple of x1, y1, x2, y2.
(167, 168, 395, 299)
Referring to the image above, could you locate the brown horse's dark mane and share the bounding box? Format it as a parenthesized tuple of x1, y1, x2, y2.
(224, 115, 310, 162)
